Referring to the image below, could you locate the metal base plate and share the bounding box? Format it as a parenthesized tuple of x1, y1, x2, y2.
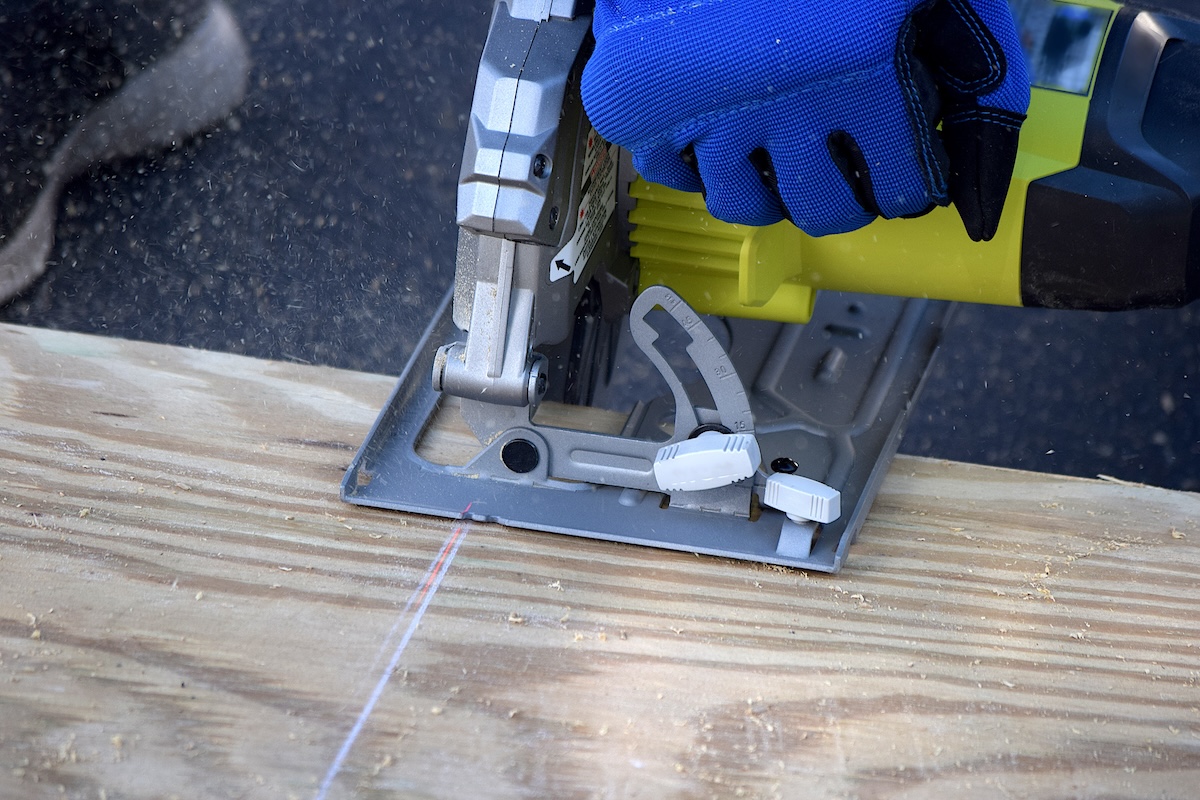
(342, 290, 948, 572)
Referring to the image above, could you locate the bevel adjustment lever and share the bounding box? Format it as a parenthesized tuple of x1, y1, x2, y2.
(654, 431, 761, 492)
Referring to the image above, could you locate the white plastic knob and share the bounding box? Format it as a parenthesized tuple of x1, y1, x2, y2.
(763, 473, 841, 524)
(653, 431, 761, 492)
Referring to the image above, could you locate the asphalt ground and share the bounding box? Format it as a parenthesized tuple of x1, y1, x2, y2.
(2, 0, 1197, 491)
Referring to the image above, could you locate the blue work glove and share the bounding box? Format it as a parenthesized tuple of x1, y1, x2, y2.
(581, 0, 1031, 241)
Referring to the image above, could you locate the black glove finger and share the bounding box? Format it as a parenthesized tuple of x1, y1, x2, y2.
(913, 0, 1008, 102)
(910, 0, 1026, 240)
(894, 12, 952, 208)
(940, 106, 1024, 241)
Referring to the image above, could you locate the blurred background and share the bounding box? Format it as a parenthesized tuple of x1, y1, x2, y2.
(2, 0, 1197, 490)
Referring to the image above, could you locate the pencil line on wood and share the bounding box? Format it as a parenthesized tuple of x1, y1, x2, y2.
(316, 519, 470, 799)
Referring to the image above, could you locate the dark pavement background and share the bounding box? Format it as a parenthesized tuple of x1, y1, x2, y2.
(2, 0, 1197, 491)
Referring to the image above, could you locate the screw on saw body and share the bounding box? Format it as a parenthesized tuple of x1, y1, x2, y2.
(530, 365, 548, 400)
(548, 206, 559, 230)
(532, 154, 550, 178)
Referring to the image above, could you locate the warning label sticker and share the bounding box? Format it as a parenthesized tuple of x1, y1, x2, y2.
(550, 129, 617, 285)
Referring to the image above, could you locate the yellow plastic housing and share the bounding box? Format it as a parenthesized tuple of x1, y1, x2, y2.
(631, 0, 1120, 323)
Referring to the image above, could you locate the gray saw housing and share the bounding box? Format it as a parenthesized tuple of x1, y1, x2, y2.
(342, 0, 949, 572)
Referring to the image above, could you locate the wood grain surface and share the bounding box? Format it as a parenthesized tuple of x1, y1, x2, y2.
(2, 322, 1199, 800)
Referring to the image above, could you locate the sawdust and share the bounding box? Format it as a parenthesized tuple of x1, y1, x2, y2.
(1096, 474, 1151, 488)
(1025, 563, 1056, 602)
(370, 753, 393, 777)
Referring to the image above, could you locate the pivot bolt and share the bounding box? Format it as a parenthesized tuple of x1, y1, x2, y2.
(771, 457, 799, 474)
(501, 439, 540, 474)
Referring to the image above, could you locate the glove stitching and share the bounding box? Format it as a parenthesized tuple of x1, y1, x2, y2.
(603, 0, 719, 32)
(945, 107, 1025, 127)
(935, 0, 1004, 94)
(896, 19, 946, 193)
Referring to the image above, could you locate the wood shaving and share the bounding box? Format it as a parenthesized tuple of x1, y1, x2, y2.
(1096, 474, 1150, 488)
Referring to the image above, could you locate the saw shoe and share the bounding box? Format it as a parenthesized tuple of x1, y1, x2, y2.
(0, 0, 250, 304)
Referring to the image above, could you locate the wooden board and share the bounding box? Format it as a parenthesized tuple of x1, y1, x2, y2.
(2, 322, 1199, 800)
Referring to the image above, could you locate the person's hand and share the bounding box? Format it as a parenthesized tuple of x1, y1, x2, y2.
(581, 0, 1030, 241)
